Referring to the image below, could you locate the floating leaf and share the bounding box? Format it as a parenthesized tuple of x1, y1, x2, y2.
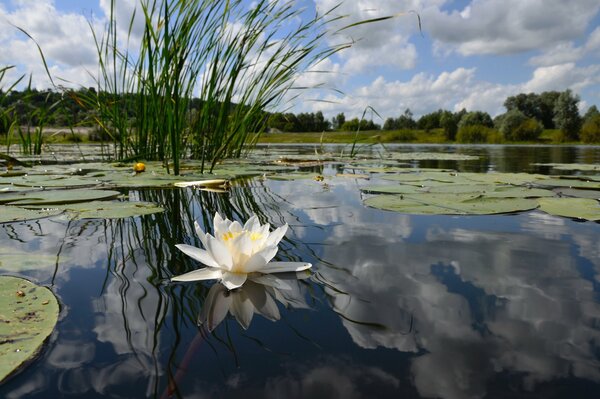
(0, 276, 59, 383)
(364, 193, 538, 215)
(537, 197, 600, 221)
(533, 163, 600, 172)
(0, 175, 98, 188)
(267, 173, 322, 181)
(387, 152, 479, 161)
(27, 201, 165, 220)
(0, 206, 62, 223)
(0, 188, 121, 206)
(553, 188, 600, 199)
(537, 178, 600, 190)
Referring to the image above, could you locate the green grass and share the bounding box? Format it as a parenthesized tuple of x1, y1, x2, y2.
(258, 128, 590, 145)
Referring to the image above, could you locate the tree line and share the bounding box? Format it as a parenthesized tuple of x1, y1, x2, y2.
(2, 88, 600, 143)
(266, 90, 600, 143)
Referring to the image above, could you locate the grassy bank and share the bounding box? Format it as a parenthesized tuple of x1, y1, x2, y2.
(257, 128, 583, 145)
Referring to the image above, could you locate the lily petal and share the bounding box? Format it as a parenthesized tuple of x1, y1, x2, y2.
(221, 271, 248, 290)
(206, 235, 233, 270)
(171, 267, 223, 282)
(229, 220, 243, 234)
(175, 244, 219, 268)
(194, 221, 208, 248)
(265, 224, 288, 247)
(261, 261, 312, 273)
(243, 215, 260, 231)
(232, 231, 253, 257)
(243, 245, 278, 272)
(213, 213, 229, 236)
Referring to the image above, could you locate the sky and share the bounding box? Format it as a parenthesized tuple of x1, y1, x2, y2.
(1, 0, 599, 121)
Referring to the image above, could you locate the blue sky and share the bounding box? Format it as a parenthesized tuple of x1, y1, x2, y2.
(1, 0, 599, 121)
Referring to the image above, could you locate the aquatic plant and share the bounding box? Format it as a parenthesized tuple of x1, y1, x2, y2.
(172, 212, 311, 289)
(72, 0, 348, 174)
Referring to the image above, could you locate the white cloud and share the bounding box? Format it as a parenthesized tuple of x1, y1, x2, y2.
(424, 0, 600, 56)
(0, 0, 101, 88)
(523, 63, 600, 93)
(529, 27, 600, 67)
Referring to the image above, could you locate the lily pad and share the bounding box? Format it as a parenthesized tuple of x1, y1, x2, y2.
(538, 197, 600, 221)
(537, 178, 600, 190)
(387, 152, 479, 161)
(364, 193, 538, 215)
(29, 201, 165, 220)
(0, 276, 59, 382)
(533, 163, 600, 172)
(267, 173, 323, 181)
(0, 206, 62, 224)
(0, 188, 122, 206)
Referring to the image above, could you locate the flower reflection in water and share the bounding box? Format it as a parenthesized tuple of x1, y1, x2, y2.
(173, 213, 312, 290)
(199, 272, 311, 331)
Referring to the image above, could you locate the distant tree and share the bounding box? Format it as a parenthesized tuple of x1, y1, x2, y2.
(537, 91, 561, 128)
(341, 118, 380, 131)
(504, 91, 560, 128)
(458, 111, 493, 129)
(417, 109, 442, 130)
(383, 108, 416, 130)
(383, 117, 397, 130)
(581, 114, 600, 143)
(333, 112, 346, 130)
(553, 89, 581, 140)
(397, 108, 416, 129)
(439, 110, 459, 140)
(498, 109, 527, 140)
(583, 105, 599, 121)
(314, 111, 330, 131)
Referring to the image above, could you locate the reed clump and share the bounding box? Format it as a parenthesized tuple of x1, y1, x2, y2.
(72, 0, 346, 174)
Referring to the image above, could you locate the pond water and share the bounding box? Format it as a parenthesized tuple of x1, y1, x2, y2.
(1, 144, 600, 399)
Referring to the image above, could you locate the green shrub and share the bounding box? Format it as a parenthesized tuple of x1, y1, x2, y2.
(511, 118, 543, 141)
(498, 110, 527, 138)
(456, 125, 492, 143)
(458, 111, 494, 129)
(387, 129, 416, 141)
(486, 129, 504, 144)
(580, 115, 600, 143)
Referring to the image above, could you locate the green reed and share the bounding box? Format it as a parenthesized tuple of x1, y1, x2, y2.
(72, 0, 347, 174)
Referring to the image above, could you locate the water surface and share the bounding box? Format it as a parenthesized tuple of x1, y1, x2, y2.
(1, 144, 600, 399)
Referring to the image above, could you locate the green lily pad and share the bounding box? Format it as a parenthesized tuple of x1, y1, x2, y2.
(0, 175, 98, 188)
(267, 173, 323, 181)
(537, 178, 600, 190)
(533, 163, 600, 172)
(0, 276, 59, 382)
(553, 188, 600, 199)
(364, 193, 538, 215)
(28, 201, 165, 220)
(387, 152, 479, 161)
(538, 197, 600, 221)
(381, 171, 464, 184)
(460, 172, 549, 185)
(0, 206, 62, 223)
(0, 188, 122, 206)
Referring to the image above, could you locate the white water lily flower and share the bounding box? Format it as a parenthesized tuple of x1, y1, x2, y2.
(172, 213, 312, 290)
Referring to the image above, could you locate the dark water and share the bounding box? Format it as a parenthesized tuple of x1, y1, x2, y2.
(2, 145, 600, 399)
